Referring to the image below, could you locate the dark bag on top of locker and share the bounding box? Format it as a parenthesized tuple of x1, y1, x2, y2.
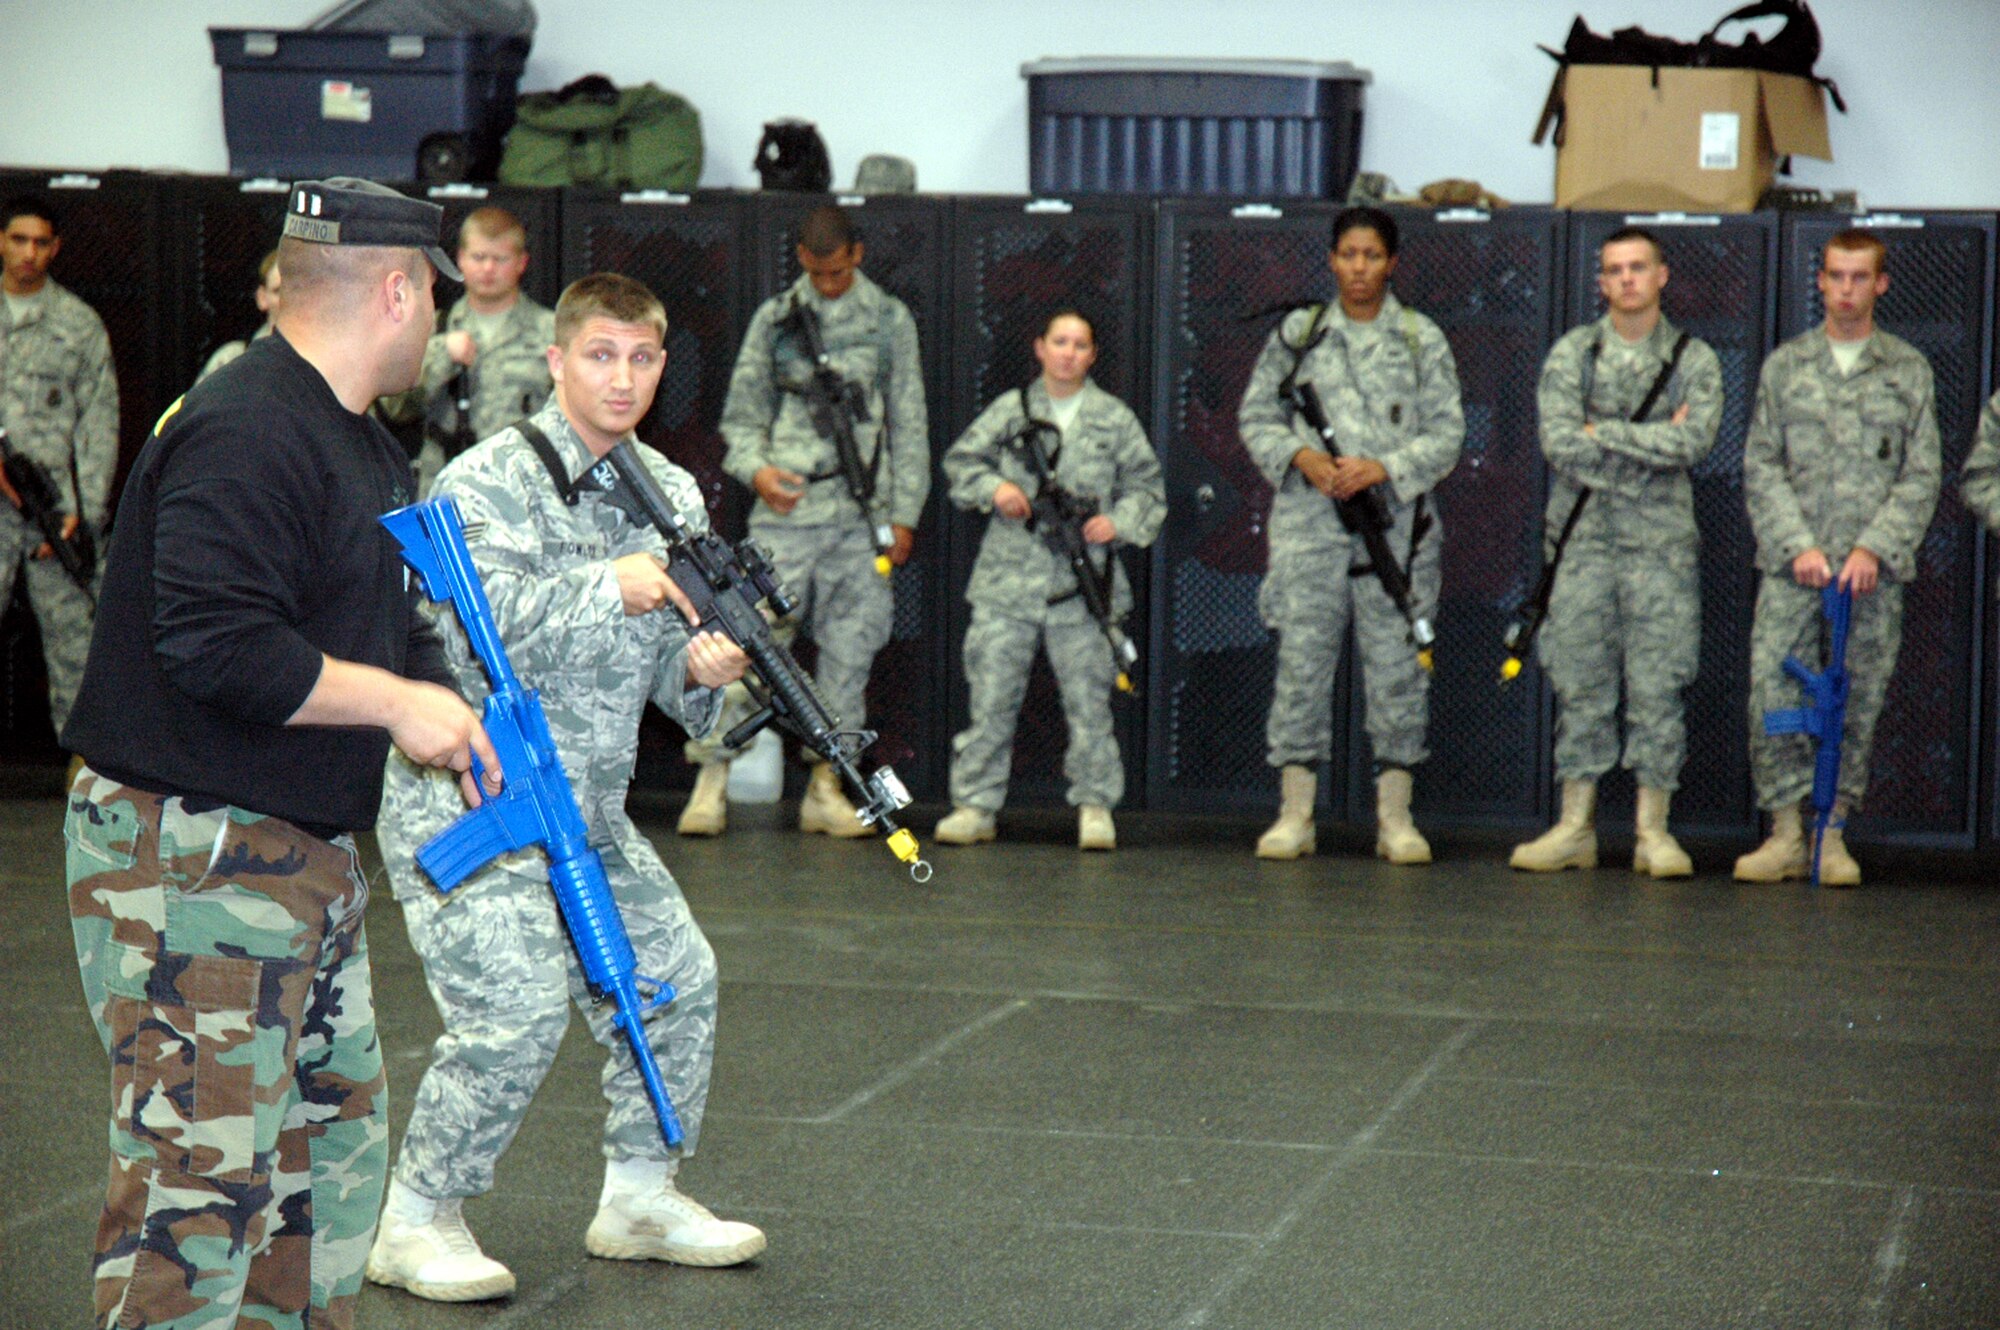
(753, 119, 833, 192)
(1541, 0, 1845, 111)
(499, 75, 702, 190)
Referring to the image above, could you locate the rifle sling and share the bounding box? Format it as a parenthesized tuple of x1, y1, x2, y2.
(514, 418, 590, 507)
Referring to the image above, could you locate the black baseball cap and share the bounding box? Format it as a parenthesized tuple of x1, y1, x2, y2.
(281, 177, 463, 283)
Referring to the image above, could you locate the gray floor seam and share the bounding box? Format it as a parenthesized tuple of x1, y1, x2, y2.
(698, 907, 2000, 977)
(1369, 1145, 1991, 1198)
(1429, 1071, 2000, 1115)
(707, 973, 2000, 1049)
(494, 1195, 1259, 1241)
(1172, 1019, 1485, 1327)
(0, 1184, 103, 1237)
(1852, 1183, 1921, 1330)
(481, 1268, 586, 1328)
(810, 997, 1035, 1123)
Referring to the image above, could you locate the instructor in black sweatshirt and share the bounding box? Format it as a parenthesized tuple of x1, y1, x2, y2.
(59, 178, 499, 1330)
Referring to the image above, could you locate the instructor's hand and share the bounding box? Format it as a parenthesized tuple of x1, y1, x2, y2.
(992, 481, 1031, 520)
(389, 680, 502, 806)
(889, 524, 916, 567)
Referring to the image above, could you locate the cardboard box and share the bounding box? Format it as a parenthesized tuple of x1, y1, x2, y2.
(1534, 65, 1831, 212)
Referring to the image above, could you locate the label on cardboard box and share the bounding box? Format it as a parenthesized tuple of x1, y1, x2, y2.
(1699, 113, 1740, 171)
(321, 81, 373, 123)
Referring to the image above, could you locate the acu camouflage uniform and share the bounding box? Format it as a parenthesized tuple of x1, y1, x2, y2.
(941, 378, 1165, 812)
(1236, 294, 1464, 771)
(375, 400, 726, 1200)
(1535, 315, 1723, 789)
(688, 269, 928, 764)
(1743, 327, 1940, 811)
(1959, 388, 2000, 538)
(382, 294, 556, 496)
(1, 278, 118, 732)
(66, 771, 385, 1330)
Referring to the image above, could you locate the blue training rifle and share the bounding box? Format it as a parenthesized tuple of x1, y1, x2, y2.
(1762, 583, 1852, 887)
(382, 495, 686, 1149)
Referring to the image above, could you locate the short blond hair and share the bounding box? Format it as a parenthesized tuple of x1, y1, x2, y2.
(458, 205, 527, 252)
(553, 272, 667, 347)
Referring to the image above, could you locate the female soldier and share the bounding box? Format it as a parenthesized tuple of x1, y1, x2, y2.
(1237, 207, 1465, 863)
(935, 309, 1165, 850)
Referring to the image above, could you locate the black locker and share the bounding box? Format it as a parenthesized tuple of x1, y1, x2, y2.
(161, 176, 297, 400)
(1147, 198, 1352, 816)
(942, 196, 1154, 809)
(1778, 211, 1994, 847)
(1564, 210, 1779, 839)
(558, 190, 754, 789)
(1379, 205, 1563, 829)
(746, 193, 953, 800)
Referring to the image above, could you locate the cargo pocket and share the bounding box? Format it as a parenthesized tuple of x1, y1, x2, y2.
(102, 943, 270, 1181)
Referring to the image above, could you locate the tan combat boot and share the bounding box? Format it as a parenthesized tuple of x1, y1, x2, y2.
(1375, 767, 1432, 865)
(935, 806, 997, 845)
(1510, 779, 1598, 872)
(1078, 804, 1116, 851)
(1733, 804, 1808, 883)
(799, 762, 872, 837)
(676, 762, 729, 836)
(1255, 765, 1316, 860)
(1813, 799, 1861, 887)
(1633, 785, 1693, 878)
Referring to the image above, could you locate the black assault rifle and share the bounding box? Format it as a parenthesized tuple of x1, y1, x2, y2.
(775, 297, 895, 576)
(1277, 373, 1435, 671)
(427, 364, 477, 463)
(582, 441, 931, 882)
(0, 428, 95, 604)
(1006, 395, 1139, 694)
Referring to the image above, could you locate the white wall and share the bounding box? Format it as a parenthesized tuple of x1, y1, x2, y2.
(1, 0, 1994, 207)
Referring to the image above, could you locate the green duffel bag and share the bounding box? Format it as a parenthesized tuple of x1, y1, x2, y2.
(499, 75, 702, 190)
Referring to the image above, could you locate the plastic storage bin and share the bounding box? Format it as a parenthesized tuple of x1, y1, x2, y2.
(1023, 57, 1369, 199)
(210, 27, 530, 182)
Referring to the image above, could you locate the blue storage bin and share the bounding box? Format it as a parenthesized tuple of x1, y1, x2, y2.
(1023, 57, 1369, 199)
(210, 27, 530, 183)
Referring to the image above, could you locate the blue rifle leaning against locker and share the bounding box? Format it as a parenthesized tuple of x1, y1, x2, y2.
(1762, 584, 1852, 888)
(381, 495, 688, 1148)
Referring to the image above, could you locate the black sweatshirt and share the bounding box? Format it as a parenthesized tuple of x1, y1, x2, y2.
(64, 332, 456, 836)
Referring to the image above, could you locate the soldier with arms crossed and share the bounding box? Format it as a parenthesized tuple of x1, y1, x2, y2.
(1510, 226, 1723, 876)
